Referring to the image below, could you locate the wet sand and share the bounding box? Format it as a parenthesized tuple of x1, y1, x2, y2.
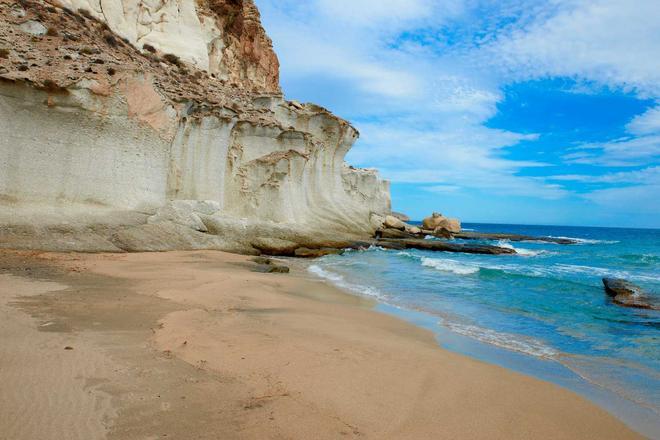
(0, 250, 643, 439)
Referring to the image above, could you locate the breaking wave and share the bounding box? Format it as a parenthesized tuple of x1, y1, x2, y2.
(495, 240, 547, 257)
(549, 236, 620, 245)
(442, 321, 559, 359)
(308, 265, 386, 299)
(420, 257, 479, 275)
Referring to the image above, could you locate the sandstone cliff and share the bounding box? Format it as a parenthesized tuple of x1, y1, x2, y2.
(0, 0, 390, 253)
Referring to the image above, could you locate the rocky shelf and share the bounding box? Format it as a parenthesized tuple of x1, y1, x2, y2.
(452, 232, 578, 245)
(376, 238, 517, 255)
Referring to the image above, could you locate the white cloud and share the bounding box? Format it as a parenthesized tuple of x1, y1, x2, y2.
(482, 0, 660, 96)
(564, 134, 660, 167)
(256, 0, 660, 223)
(316, 0, 435, 26)
(548, 166, 660, 184)
(586, 184, 660, 216)
(424, 185, 461, 194)
(627, 105, 660, 135)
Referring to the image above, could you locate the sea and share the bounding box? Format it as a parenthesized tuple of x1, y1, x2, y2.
(306, 223, 660, 437)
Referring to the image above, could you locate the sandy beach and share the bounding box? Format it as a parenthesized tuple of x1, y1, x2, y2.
(0, 250, 642, 439)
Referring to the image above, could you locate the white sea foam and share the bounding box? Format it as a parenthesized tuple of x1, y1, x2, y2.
(551, 264, 660, 282)
(495, 240, 545, 257)
(420, 257, 479, 275)
(443, 322, 559, 359)
(307, 265, 385, 299)
(549, 236, 620, 245)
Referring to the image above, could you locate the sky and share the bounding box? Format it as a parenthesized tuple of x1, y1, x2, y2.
(254, 0, 660, 228)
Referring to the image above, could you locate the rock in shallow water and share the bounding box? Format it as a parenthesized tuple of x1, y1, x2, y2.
(454, 232, 577, 245)
(377, 238, 516, 255)
(602, 278, 658, 310)
(422, 213, 461, 233)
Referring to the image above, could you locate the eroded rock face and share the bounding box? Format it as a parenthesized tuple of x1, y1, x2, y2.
(0, 1, 390, 251)
(50, 0, 280, 92)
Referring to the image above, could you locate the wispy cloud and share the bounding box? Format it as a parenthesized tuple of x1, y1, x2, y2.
(256, 0, 660, 226)
(627, 105, 660, 135)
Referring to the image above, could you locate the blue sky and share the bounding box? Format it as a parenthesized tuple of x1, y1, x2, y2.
(254, 0, 660, 228)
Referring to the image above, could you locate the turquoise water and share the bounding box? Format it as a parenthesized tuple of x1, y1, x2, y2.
(307, 224, 660, 434)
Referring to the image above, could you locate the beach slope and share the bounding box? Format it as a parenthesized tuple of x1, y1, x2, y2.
(0, 250, 642, 439)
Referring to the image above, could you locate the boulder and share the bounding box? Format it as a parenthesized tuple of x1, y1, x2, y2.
(251, 237, 299, 256)
(378, 228, 416, 239)
(148, 202, 208, 232)
(425, 215, 461, 234)
(391, 211, 411, 222)
(384, 215, 406, 231)
(602, 278, 658, 310)
(433, 227, 453, 239)
(251, 256, 272, 265)
(407, 226, 422, 235)
(369, 213, 386, 230)
(19, 20, 47, 36)
(253, 263, 290, 273)
(442, 218, 461, 233)
(294, 247, 345, 258)
(192, 200, 221, 215)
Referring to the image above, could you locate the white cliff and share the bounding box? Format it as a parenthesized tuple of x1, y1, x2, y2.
(0, 0, 390, 253)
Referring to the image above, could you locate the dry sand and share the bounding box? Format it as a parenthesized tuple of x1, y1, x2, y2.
(0, 250, 643, 439)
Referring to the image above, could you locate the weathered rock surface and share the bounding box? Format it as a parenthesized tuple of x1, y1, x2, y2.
(0, 1, 390, 252)
(52, 0, 280, 91)
(391, 211, 410, 222)
(294, 247, 345, 258)
(422, 213, 461, 233)
(377, 228, 417, 240)
(377, 239, 516, 255)
(602, 278, 658, 310)
(383, 215, 406, 231)
(454, 232, 577, 245)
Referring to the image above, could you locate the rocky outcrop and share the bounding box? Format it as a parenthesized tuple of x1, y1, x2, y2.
(0, 1, 390, 253)
(383, 215, 406, 231)
(391, 211, 410, 222)
(50, 0, 280, 92)
(422, 213, 461, 234)
(602, 278, 658, 310)
(454, 232, 578, 245)
(377, 239, 516, 255)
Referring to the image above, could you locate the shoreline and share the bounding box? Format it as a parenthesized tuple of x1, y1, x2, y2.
(0, 250, 645, 439)
(301, 257, 660, 438)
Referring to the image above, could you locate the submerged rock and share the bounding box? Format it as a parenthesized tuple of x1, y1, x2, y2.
(602, 278, 658, 310)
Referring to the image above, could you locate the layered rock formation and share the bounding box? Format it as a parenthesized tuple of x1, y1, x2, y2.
(0, 0, 390, 253)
